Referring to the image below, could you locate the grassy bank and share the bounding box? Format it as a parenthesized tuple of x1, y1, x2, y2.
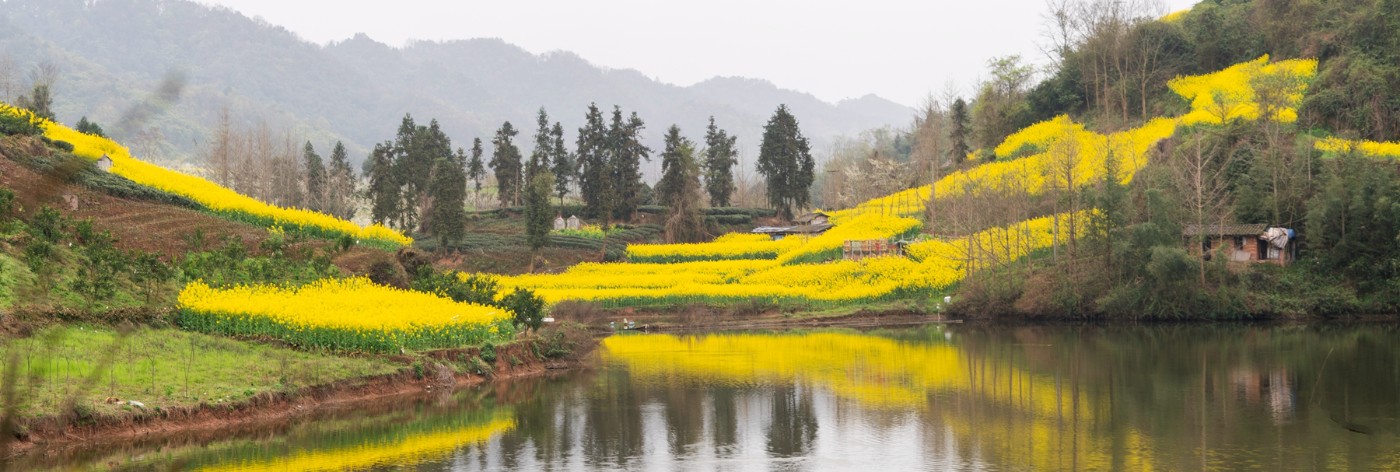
(0, 325, 400, 420)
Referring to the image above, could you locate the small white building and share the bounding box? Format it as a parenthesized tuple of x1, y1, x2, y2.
(566, 215, 581, 230)
(553, 215, 566, 231)
(95, 154, 113, 172)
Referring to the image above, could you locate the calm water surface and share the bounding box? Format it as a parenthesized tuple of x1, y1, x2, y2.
(15, 324, 1400, 471)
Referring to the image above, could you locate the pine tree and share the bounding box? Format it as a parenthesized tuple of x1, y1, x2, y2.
(327, 141, 357, 220)
(367, 141, 399, 226)
(756, 105, 815, 221)
(607, 107, 651, 221)
(467, 137, 486, 201)
(428, 148, 468, 248)
(489, 122, 523, 207)
(302, 141, 326, 211)
(948, 98, 972, 164)
(655, 125, 690, 208)
(528, 108, 552, 180)
(576, 103, 610, 219)
(701, 116, 738, 207)
(550, 122, 573, 206)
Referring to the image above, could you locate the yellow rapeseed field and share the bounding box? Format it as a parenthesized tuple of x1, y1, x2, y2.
(178, 277, 514, 352)
(1314, 137, 1400, 160)
(0, 103, 411, 247)
(464, 56, 1320, 309)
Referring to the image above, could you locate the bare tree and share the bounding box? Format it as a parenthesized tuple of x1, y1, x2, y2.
(0, 53, 15, 102)
(204, 106, 236, 187)
(1170, 132, 1235, 285)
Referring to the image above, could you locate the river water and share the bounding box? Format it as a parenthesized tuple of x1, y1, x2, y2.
(14, 324, 1400, 471)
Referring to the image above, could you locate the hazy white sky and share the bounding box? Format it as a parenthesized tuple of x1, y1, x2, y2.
(196, 0, 1199, 107)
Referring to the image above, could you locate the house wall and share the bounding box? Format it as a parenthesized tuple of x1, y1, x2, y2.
(1187, 236, 1293, 265)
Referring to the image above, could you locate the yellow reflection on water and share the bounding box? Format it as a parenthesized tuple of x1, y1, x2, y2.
(198, 410, 515, 472)
(603, 331, 1159, 470)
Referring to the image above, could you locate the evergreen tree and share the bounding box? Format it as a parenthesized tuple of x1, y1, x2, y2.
(16, 84, 53, 121)
(550, 122, 573, 206)
(391, 114, 420, 226)
(428, 148, 468, 248)
(948, 98, 972, 164)
(367, 141, 399, 226)
(663, 139, 707, 243)
(756, 104, 815, 221)
(576, 103, 610, 219)
(655, 124, 690, 208)
(467, 137, 486, 199)
(75, 116, 105, 137)
(607, 107, 651, 221)
(302, 141, 326, 211)
(489, 122, 523, 207)
(523, 171, 555, 272)
(327, 141, 357, 220)
(527, 108, 552, 180)
(701, 116, 738, 207)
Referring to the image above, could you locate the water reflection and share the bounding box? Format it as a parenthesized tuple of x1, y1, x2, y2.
(15, 324, 1400, 471)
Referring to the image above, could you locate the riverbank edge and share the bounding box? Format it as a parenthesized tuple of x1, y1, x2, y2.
(2, 305, 948, 458)
(13, 302, 1382, 460)
(2, 330, 595, 458)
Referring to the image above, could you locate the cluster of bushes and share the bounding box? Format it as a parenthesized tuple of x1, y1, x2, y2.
(411, 267, 546, 331)
(2, 201, 174, 309)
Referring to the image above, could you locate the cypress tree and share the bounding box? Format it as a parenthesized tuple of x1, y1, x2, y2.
(948, 98, 972, 164)
(391, 114, 420, 227)
(428, 148, 468, 248)
(467, 137, 486, 199)
(663, 139, 706, 243)
(756, 104, 814, 221)
(607, 107, 650, 221)
(489, 122, 522, 207)
(702, 116, 738, 207)
(655, 124, 689, 208)
(302, 141, 326, 212)
(327, 141, 357, 219)
(528, 108, 552, 180)
(576, 103, 609, 218)
(524, 171, 555, 272)
(550, 122, 573, 206)
(367, 141, 399, 226)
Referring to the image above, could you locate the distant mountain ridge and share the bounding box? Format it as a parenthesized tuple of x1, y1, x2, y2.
(0, 0, 913, 178)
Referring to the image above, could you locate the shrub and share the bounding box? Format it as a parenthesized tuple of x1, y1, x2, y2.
(502, 288, 545, 331)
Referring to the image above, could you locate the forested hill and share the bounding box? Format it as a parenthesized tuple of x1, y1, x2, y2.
(0, 0, 912, 173)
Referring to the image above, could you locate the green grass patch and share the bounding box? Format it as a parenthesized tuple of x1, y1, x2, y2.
(0, 326, 400, 420)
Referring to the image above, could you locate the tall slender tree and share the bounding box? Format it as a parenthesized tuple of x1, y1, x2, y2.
(756, 105, 815, 221)
(367, 141, 399, 226)
(326, 140, 357, 219)
(663, 139, 706, 243)
(527, 108, 553, 180)
(524, 170, 555, 272)
(428, 148, 468, 247)
(302, 141, 326, 211)
(701, 116, 738, 207)
(655, 125, 691, 207)
(467, 137, 486, 202)
(607, 107, 651, 221)
(490, 122, 523, 207)
(576, 103, 610, 219)
(550, 122, 573, 206)
(948, 98, 972, 164)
